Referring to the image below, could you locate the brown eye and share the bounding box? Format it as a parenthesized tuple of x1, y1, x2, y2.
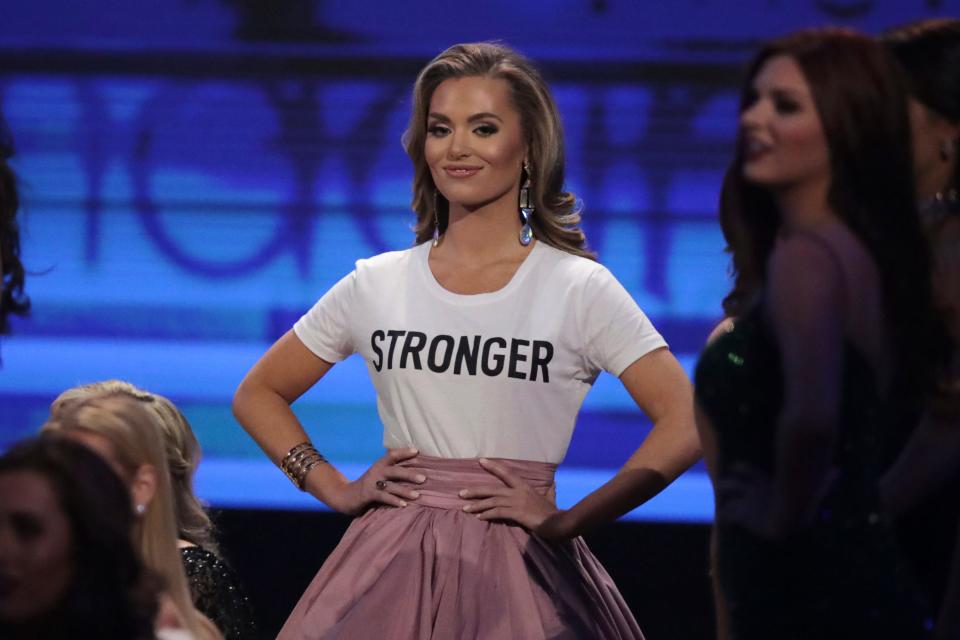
(774, 99, 799, 115)
(474, 124, 498, 137)
(427, 124, 450, 137)
(11, 513, 43, 541)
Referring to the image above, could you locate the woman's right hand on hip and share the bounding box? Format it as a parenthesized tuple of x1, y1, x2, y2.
(322, 447, 426, 515)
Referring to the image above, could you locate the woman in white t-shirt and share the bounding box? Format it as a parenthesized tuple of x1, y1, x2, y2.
(234, 42, 701, 639)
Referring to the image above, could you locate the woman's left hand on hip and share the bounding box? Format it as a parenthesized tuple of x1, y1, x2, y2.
(459, 458, 571, 539)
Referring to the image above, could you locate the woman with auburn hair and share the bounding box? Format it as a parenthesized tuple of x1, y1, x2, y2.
(235, 41, 700, 638)
(51, 381, 257, 640)
(694, 28, 947, 638)
(42, 393, 223, 640)
(0, 436, 158, 640)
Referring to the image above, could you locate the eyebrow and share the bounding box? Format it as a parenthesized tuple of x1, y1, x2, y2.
(763, 87, 806, 100)
(428, 112, 504, 123)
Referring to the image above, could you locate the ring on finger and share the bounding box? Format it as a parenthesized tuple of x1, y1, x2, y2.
(375, 480, 387, 490)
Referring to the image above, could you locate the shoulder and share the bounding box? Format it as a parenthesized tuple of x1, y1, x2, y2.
(535, 242, 610, 284)
(356, 245, 420, 270)
(180, 546, 231, 579)
(351, 245, 422, 281)
(768, 231, 844, 287)
(180, 546, 248, 603)
(179, 546, 258, 637)
(766, 232, 845, 325)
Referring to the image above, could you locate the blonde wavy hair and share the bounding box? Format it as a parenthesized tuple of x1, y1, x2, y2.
(403, 42, 595, 260)
(42, 393, 221, 640)
(51, 380, 217, 554)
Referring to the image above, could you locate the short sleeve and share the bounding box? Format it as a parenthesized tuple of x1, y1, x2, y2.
(293, 271, 357, 363)
(579, 266, 668, 377)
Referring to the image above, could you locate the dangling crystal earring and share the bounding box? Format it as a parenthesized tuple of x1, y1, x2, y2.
(519, 161, 534, 246)
(432, 190, 442, 247)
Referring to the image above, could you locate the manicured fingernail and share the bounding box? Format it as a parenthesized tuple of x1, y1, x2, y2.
(462, 505, 471, 512)
(416, 474, 426, 483)
(409, 448, 419, 454)
(458, 489, 468, 497)
(400, 501, 408, 507)
(410, 491, 420, 498)
(479, 458, 489, 464)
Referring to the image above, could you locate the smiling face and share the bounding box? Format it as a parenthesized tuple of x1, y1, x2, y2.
(0, 471, 74, 624)
(739, 55, 830, 195)
(424, 75, 527, 213)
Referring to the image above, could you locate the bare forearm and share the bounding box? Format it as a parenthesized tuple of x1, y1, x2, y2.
(562, 467, 669, 535)
(233, 380, 349, 505)
(564, 414, 701, 535)
(233, 379, 314, 462)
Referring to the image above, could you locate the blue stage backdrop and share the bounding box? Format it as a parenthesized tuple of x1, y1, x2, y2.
(2, 0, 956, 522)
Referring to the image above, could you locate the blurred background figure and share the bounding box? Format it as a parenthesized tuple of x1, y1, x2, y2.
(880, 17, 960, 640)
(695, 28, 948, 638)
(42, 393, 224, 640)
(0, 436, 158, 640)
(0, 114, 29, 339)
(51, 380, 258, 640)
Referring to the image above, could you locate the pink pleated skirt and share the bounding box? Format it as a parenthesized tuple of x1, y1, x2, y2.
(277, 455, 644, 640)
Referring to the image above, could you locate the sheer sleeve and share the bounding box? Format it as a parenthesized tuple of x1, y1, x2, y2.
(766, 232, 846, 424)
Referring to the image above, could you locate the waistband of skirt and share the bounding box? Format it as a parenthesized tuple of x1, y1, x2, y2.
(389, 454, 557, 511)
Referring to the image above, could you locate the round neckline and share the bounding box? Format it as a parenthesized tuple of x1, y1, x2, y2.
(417, 240, 546, 305)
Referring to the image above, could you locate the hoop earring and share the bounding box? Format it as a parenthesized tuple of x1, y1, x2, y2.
(519, 162, 534, 246)
(432, 190, 443, 247)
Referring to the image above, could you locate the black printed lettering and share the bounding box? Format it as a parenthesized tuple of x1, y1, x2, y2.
(530, 340, 553, 383)
(400, 331, 427, 370)
(453, 335, 480, 375)
(371, 330, 385, 372)
(386, 330, 405, 370)
(481, 337, 507, 376)
(427, 334, 455, 373)
(508, 338, 530, 380)
(370, 330, 552, 383)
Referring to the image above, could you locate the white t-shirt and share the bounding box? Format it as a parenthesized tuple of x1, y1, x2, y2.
(294, 240, 667, 463)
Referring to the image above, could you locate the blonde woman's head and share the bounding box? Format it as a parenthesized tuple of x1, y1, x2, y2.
(41, 391, 221, 640)
(49, 380, 215, 551)
(403, 42, 593, 260)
